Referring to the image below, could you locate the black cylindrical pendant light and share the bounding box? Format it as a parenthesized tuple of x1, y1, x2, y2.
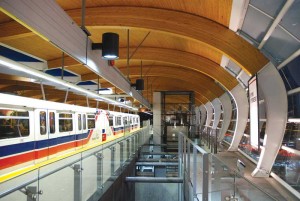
(102, 32, 119, 60)
(135, 79, 144, 90)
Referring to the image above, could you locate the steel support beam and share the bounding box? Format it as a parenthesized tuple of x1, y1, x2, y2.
(136, 162, 178, 166)
(125, 177, 183, 183)
(0, 0, 150, 108)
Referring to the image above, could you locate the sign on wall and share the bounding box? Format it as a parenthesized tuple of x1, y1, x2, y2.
(248, 75, 260, 149)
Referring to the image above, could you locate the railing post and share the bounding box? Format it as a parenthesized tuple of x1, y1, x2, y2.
(110, 146, 116, 176)
(178, 134, 183, 201)
(119, 142, 124, 168)
(193, 146, 197, 198)
(72, 163, 83, 201)
(127, 138, 131, 159)
(96, 152, 103, 190)
(187, 141, 191, 181)
(202, 153, 209, 201)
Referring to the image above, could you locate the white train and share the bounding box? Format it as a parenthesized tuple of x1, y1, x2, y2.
(0, 93, 140, 177)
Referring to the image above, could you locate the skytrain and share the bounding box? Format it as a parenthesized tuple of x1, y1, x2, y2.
(0, 93, 140, 177)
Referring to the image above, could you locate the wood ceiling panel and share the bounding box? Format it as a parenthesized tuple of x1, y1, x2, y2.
(64, 64, 93, 75)
(57, 0, 232, 27)
(119, 47, 237, 90)
(83, 65, 225, 97)
(67, 7, 269, 75)
(0, 11, 11, 23)
(1, 35, 62, 61)
(87, 27, 222, 64)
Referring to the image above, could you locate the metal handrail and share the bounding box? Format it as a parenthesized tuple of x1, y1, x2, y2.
(0, 127, 149, 198)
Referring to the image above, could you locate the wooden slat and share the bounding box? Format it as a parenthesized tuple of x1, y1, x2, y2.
(57, 0, 232, 27)
(67, 6, 269, 75)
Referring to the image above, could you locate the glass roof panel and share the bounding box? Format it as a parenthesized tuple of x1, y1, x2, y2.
(262, 26, 300, 64)
(280, 0, 300, 40)
(241, 6, 273, 42)
(250, 0, 285, 17)
(279, 55, 300, 90)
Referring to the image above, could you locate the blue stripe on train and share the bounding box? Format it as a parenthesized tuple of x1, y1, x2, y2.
(0, 132, 89, 158)
(113, 127, 124, 131)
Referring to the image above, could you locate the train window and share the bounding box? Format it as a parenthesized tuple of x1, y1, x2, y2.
(116, 116, 122, 126)
(49, 112, 55, 134)
(109, 115, 114, 126)
(0, 109, 30, 139)
(40, 111, 47, 135)
(78, 114, 82, 130)
(129, 117, 132, 124)
(59, 113, 73, 132)
(123, 117, 128, 125)
(83, 114, 87, 130)
(87, 114, 95, 129)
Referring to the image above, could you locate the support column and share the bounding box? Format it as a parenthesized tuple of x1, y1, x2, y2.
(218, 93, 232, 141)
(228, 85, 248, 151)
(252, 62, 287, 177)
(211, 98, 222, 129)
(204, 102, 213, 127)
(199, 105, 207, 129)
(153, 92, 161, 144)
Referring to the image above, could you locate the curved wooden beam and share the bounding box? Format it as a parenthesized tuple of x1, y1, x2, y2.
(67, 6, 269, 75)
(82, 65, 225, 96)
(118, 47, 237, 90)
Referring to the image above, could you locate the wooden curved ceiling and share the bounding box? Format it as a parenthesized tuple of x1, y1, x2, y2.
(0, 0, 269, 108)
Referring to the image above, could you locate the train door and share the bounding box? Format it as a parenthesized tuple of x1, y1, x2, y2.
(47, 110, 58, 157)
(34, 109, 53, 162)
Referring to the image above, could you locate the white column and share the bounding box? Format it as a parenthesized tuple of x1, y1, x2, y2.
(252, 62, 287, 177)
(228, 85, 249, 151)
(199, 105, 207, 128)
(218, 93, 232, 141)
(212, 98, 222, 129)
(204, 102, 213, 127)
(153, 92, 161, 144)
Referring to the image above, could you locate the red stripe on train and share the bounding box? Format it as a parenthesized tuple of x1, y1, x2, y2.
(1, 130, 94, 170)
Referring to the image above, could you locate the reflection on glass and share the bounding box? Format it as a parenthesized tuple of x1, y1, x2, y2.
(272, 149, 300, 193)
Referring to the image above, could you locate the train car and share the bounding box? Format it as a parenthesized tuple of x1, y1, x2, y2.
(0, 93, 140, 176)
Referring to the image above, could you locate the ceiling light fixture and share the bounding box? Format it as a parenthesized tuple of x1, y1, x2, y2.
(0, 56, 138, 111)
(92, 32, 119, 60)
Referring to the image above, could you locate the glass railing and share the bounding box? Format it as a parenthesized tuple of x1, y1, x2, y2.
(178, 132, 277, 201)
(0, 126, 150, 201)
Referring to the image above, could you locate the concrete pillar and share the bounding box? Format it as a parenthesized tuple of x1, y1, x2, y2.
(153, 92, 161, 144)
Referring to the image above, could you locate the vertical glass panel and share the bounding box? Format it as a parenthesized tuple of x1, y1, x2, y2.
(114, 143, 121, 174)
(279, 55, 300, 90)
(0, 170, 38, 201)
(283, 122, 300, 150)
(272, 148, 300, 193)
(241, 6, 273, 42)
(263, 26, 300, 63)
(280, 0, 300, 40)
(39, 154, 81, 201)
(288, 93, 300, 118)
(102, 148, 112, 186)
(250, 0, 285, 17)
(82, 154, 99, 201)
